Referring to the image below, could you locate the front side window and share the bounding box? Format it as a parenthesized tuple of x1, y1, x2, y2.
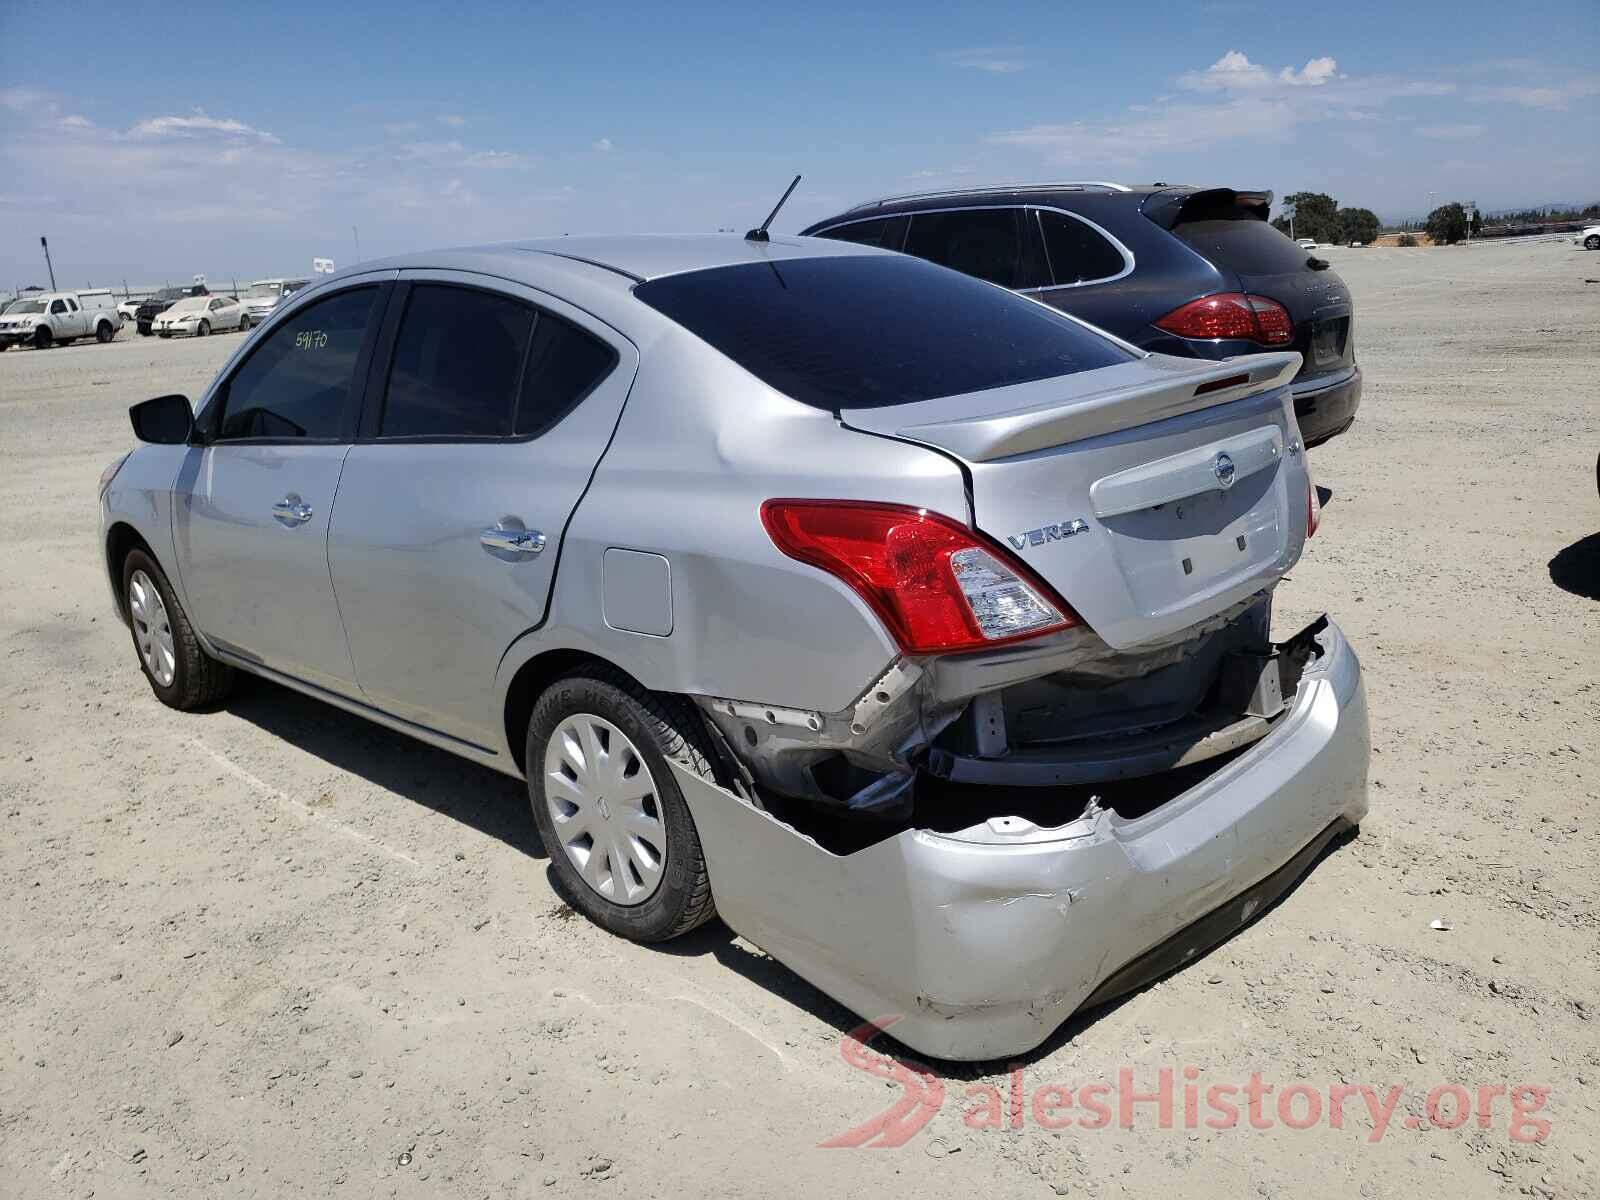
(50, 299, 67, 314)
(902, 208, 1040, 288)
(378, 285, 533, 438)
(214, 287, 378, 441)
(1037, 211, 1128, 285)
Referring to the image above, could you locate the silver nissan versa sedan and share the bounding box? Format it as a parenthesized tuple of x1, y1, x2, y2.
(99, 234, 1369, 1060)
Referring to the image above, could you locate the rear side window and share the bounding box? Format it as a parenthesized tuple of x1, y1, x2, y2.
(902, 208, 1043, 288)
(216, 287, 378, 440)
(379, 285, 534, 438)
(1037, 211, 1127, 285)
(1171, 213, 1311, 275)
(633, 254, 1132, 411)
(514, 312, 617, 438)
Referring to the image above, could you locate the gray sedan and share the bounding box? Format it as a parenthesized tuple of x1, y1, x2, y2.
(99, 235, 1368, 1060)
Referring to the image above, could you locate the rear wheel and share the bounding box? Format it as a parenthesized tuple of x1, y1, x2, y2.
(121, 548, 232, 709)
(96, 321, 114, 343)
(32, 327, 51, 350)
(526, 668, 717, 942)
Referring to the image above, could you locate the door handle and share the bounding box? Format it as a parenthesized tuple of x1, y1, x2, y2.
(480, 525, 546, 557)
(272, 494, 314, 526)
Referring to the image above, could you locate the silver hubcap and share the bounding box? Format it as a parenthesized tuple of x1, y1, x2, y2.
(543, 714, 666, 906)
(128, 569, 176, 687)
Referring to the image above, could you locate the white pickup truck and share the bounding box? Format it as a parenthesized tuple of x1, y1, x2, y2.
(0, 291, 122, 350)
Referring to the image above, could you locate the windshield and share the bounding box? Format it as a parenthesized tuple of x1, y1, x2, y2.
(246, 283, 280, 298)
(633, 254, 1132, 410)
(167, 298, 207, 315)
(8, 300, 46, 314)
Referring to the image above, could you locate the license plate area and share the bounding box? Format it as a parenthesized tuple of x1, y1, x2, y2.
(1310, 316, 1349, 367)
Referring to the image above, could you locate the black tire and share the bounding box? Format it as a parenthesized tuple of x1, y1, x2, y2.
(526, 667, 717, 942)
(195, 319, 210, 338)
(1586, 235, 1600, 251)
(138, 324, 152, 337)
(96, 321, 114, 343)
(32, 327, 51, 350)
(238, 313, 251, 332)
(120, 548, 233, 710)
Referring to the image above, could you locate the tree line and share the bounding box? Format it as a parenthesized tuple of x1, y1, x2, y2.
(1269, 193, 1381, 246)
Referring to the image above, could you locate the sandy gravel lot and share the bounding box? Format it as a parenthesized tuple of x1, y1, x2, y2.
(2, 242, 1597, 1198)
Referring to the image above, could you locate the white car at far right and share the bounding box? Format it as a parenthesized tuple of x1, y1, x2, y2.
(1575, 225, 1600, 250)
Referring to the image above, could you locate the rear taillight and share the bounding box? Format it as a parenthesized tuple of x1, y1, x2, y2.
(1305, 464, 1320, 538)
(1155, 292, 1293, 346)
(760, 500, 1080, 654)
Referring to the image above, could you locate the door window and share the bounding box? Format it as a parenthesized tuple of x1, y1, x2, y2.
(378, 285, 533, 438)
(50, 299, 67, 314)
(902, 208, 1040, 287)
(212, 287, 379, 441)
(1037, 211, 1128, 285)
(814, 216, 908, 251)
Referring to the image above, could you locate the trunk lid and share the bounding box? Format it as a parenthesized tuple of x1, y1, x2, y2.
(840, 353, 1311, 650)
(1148, 188, 1356, 382)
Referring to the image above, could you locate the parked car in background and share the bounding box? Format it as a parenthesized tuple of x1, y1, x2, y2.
(1575, 225, 1600, 250)
(153, 294, 245, 337)
(240, 277, 310, 326)
(118, 298, 144, 322)
(135, 284, 208, 336)
(802, 183, 1363, 448)
(1296, 237, 1318, 251)
(0, 290, 121, 350)
(100, 235, 1367, 1060)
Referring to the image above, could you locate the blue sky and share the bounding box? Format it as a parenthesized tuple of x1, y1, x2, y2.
(2, 1, 1596, 286)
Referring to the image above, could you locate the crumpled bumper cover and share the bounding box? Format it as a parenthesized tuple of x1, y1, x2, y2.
(672, 617, 1369, 1061)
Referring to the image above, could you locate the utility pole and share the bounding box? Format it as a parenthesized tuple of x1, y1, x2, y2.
(353, 225, 362, 263)
(40, 237, 56, 290)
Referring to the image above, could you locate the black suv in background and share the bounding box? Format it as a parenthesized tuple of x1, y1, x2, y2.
(802, 183, 1360, 447)
(134, 284, 209, 337)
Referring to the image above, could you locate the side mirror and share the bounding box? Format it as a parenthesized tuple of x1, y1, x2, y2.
(129, 394, 195, 444)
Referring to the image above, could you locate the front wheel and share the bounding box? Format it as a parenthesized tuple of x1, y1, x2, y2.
(121, 549, 233, 709)
(526, 669, 717, 942)
(1586, 234, 1600, 251)
(238, 313, 251, 332)
(195, 320, 210, 337)
(32, 327, 52, 350)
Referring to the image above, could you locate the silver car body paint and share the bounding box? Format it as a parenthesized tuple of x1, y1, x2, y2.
(101, 234, 1369, 1059)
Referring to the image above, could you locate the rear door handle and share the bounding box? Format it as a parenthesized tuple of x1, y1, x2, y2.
(272, 494, 314, 526)
(480, 525, 546, 556)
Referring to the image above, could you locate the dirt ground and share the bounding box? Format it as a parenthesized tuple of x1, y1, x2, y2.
(2, 242, 1597, 1199)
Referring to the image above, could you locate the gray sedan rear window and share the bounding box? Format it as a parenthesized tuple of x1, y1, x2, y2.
(633, 255, 1131, 410)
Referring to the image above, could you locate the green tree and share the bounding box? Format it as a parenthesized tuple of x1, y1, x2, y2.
(1469, 209, 1483, 237)
(1280, 191, 1342, 243)
(1425, 203, 1469, 245)
(1340, 207, 1380, 246)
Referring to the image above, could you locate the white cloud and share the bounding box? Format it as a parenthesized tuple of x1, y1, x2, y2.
(1418, 123, 1486, 140)
(1183, 50, 1343, 91)
(398, 140, 533, 170)
(592, 137, 613, 152)
(1474, 77, 1599, 110)
(438, 114, 467, 127)
(944, 48, 1026, 74)
(60, 115, 93, 129)
(131, 113, 281, 143)
(1280, 56, 1339, 86)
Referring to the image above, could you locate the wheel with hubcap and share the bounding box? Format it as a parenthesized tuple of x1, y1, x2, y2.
(1586, 234, 1600, 251)
(526, 668, 717, 941)
(121, 548, 233, 709)
(239, 312, 251, 332)
(33, 326, 51, 350)
(96, 321, 114, 343)
(195, 319, 210, 337)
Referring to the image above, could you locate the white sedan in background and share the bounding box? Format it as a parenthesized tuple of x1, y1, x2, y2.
(1575, 225, 1600, 251)
(153, 295, 247, 338)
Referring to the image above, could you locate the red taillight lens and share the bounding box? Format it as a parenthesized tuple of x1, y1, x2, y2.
(760, 500, 1080, 654)
(1155, 292, 1294, 346)
(1306, 473, 1321, 538)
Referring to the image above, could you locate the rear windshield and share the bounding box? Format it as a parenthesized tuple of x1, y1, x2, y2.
(1172, 213, 1311, 275)
(632, 254, 1132, 410)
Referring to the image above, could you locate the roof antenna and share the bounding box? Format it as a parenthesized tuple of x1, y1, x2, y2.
(745, 174, 801, 242)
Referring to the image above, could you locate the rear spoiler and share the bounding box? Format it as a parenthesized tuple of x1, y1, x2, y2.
(1142, 187, 1273, 230)
(841, 352, 1301, 463)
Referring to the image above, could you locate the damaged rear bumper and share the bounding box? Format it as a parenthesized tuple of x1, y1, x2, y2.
(671, 617, 1369, 1061)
